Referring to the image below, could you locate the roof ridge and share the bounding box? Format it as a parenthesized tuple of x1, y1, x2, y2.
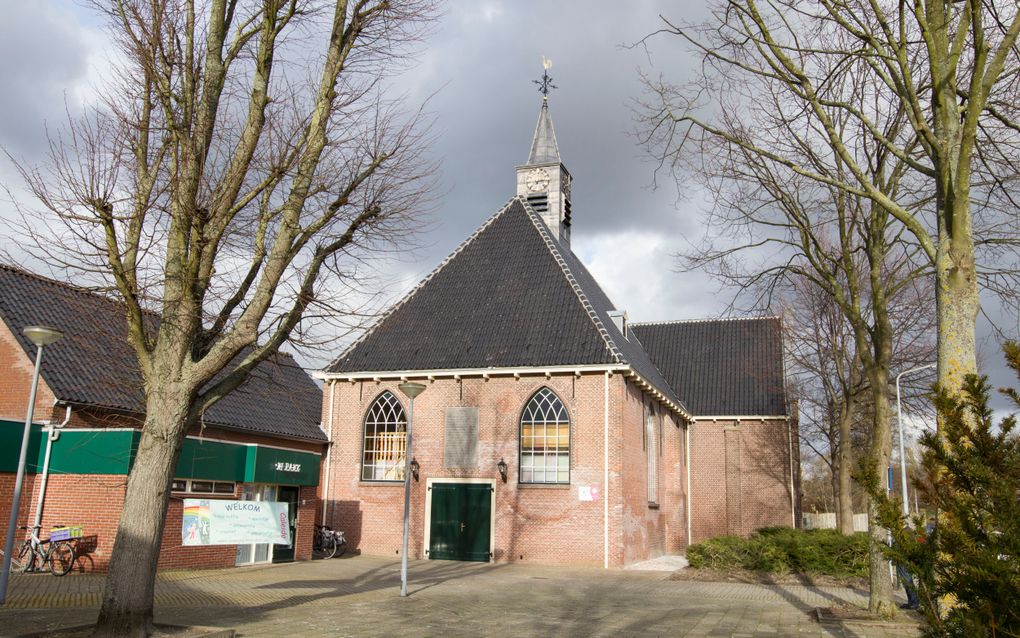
(631, 315, 780, 327)
(518, 199, 623, 364)
(324, 197, 520, 372)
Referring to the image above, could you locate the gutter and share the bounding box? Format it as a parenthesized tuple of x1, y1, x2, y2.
(685, 422, 692, 549)
(316, 364, 692, 422)
(32, 405, 71, 532)
(603, 371, 610, 569)
(322, 380, 336, 523)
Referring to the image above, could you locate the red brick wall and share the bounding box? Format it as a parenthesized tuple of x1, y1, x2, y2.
(1, 474, 317, 572)
(0, 473, 125, 572)
(0, 321, 59, 424)
(689, 418, 795, 543)
(322, 372, 689, 568)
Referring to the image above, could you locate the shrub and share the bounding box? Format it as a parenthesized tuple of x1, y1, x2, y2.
(687, 527, 868, 578)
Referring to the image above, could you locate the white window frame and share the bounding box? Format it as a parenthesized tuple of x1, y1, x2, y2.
(361, 391, 408, 482)
(519, 387, 571, 485)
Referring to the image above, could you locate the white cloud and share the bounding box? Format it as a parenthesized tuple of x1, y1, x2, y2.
(573, 229, 726, 323)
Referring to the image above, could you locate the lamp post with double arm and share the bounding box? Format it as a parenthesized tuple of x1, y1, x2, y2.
(398, 382, 426, 597)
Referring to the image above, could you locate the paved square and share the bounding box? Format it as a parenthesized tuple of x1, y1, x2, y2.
(0, 556, 921, 637)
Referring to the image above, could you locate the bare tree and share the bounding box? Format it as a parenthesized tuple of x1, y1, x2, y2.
(784, 277, 868, 535)
(639, 0, 1020, 404)
(642, 49, 936, 609)
(784, 268, 935, 533)
(8, 1, 438, 635)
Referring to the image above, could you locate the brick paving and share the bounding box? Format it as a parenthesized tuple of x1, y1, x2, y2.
(0, 556, 922, 637)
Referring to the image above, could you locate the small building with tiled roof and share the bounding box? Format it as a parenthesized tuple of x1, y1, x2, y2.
(0, 265, 326, 570)
(316, 96, 799, 567)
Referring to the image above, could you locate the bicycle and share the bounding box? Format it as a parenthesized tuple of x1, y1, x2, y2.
(4, 525, 76, 576)
(313, 524, 347, 559)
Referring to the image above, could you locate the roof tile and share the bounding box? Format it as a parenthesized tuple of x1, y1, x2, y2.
(0, 265, 325, 442)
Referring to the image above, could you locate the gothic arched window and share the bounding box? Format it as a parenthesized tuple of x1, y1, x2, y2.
(362, 391, 407, 481)
(520, 387, 570, 484)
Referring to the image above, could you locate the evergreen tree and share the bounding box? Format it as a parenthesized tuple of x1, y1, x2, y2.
(867, 343, 1020, 636)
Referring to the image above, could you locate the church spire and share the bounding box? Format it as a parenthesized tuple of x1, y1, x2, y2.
(528, 59, 560, 164)
(527, 100, 561, 165)
(517, 58, 573, 246)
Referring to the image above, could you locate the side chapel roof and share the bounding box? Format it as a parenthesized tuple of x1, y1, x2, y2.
(0, 265, 326, 442)
(630, 317, 787, 417)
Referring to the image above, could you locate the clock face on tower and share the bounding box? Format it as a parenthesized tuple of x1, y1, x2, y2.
(525, 167, 550, 192)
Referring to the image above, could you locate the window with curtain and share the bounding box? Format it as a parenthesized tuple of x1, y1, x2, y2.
(520, 387, 570, 484)
(362, 391, 407, 481)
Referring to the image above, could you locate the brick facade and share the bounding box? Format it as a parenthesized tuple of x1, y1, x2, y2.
(323, 372, 798, 566)
(0, 322, 323, 572)
(688, 418, 797, 543)
(322, 372, 698, 568)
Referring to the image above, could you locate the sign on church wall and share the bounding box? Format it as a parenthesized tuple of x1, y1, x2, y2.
(444, 407, 479, 469)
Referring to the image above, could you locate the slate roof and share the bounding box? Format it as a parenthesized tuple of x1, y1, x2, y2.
(326, 197, 687, 412)
(0, 265, 326, 442)
(630, 318, 787, 417)
(527, 101, 561, 165)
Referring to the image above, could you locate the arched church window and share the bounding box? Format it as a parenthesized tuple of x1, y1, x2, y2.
(520, 387, 570, 484)
(362, 391, 407, 481)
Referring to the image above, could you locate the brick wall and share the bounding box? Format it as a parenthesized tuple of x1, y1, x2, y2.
(0, 321, 59, 424)
(689, 418, 795, 543)
(1, 474, 317, 572)
(322, 372, 689, 568)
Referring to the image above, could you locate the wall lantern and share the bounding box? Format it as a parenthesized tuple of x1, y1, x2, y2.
(497, 457, 508, 483)
(410, 457, 420, 482)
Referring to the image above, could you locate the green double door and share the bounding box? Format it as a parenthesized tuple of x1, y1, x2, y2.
(428, 482, 492, 562)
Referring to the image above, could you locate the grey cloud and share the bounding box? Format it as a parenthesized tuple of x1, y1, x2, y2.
(0, 1, 91, 160)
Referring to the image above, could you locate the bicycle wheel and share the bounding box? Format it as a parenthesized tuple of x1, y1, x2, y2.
(11, 542, 33, 573)
(322, 536, 338, 559)
(49, 542, 75, 576)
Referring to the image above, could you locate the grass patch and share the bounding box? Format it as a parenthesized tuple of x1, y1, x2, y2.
(687, 527, 869, 579)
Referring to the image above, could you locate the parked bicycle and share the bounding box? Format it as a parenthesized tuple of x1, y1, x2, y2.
(313, 524, 347, 559)
(2, 525, 75, 576)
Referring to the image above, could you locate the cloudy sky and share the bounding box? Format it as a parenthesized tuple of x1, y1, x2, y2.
(0, 0, 1014, 417)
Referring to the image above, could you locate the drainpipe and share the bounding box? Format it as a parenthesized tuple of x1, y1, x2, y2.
(787, 417, 796, 528)
(603, 371, 609, 569)
(321, 380, 336, 524)
(684, 423, 692, 549)
(32, 405, 71, 532)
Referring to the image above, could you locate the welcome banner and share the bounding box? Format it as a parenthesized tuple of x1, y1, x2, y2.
(182, 499, 291, 546)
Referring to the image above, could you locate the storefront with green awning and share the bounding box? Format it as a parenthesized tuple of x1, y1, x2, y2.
(0, 419, 321, 485)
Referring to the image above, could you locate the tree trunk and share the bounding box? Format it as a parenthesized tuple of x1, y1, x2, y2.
(92, 387, 193, 638)
(866, 369, 895, 616)
(836, 400, 854, 534)
(935, 230, 979, 402)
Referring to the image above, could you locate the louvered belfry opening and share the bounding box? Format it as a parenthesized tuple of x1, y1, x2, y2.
(526, 193, 549, 213)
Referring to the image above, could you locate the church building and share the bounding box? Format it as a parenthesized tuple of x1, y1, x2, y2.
(317, 92, 798, 567)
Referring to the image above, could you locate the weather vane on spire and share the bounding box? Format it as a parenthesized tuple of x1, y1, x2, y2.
(534, 57, 557, 100)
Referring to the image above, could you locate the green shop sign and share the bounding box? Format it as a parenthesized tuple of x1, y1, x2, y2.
(0, 420, 320, 486)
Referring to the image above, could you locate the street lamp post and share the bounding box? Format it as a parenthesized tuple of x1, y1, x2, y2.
(1, 326, 63, 605)
(398, 381, 426, 598)
(895, 363, 935, 517)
